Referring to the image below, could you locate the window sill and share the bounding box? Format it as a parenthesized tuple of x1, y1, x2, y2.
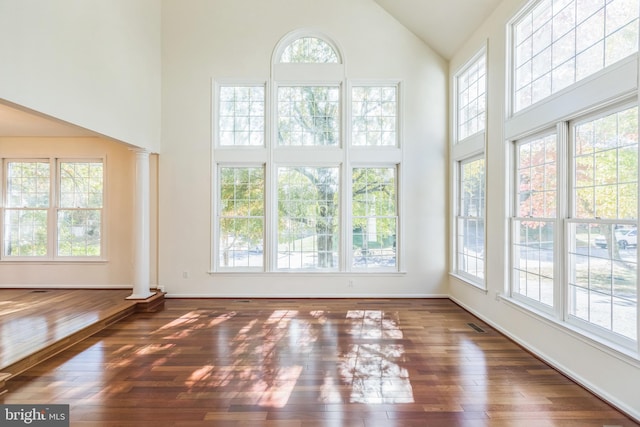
(500, 294, 640, 367)
(0, 259, 108, 265)
(449, 272, 487, 293)
(208, 270, 407, 276)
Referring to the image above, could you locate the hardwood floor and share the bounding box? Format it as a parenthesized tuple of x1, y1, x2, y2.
(1, 296, 638, 426)
(0, 288, 164, 392)
(0, 289, 135, 369)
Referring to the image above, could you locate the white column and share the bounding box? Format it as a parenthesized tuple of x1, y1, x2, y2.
(128, 149, 155, 300)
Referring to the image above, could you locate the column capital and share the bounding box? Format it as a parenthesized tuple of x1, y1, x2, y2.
(129, 147, 150, 155)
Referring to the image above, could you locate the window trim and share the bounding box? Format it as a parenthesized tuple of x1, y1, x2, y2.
(453, 154, 487, 288)
(451, 46, 488, 290)
(510, 129, 560, 314)
(210, 31, 404, 275)
(214, 163, 266, 272)
(350, 83, 400, 148)
(507, 0, 640, 117)
(508, 100, 639, 354)
(272, 29, 344, 65)
(453, 47, 487, 144)
(213, 80, 269, 150)
(1, 157, 106, 262)
(350, 164, 400, 273)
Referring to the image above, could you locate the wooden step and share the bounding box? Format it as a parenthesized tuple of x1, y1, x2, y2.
(0, 289, 165, 395)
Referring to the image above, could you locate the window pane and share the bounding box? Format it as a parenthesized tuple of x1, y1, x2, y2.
(57, 209, 101, 256)
(457, 54, 487, 141)
(513, 134, 557, 306)
(513, 219, 555, 306)
(574, 106, 638, 220)
(277, 167, 339, 270)
(512, 0, 639, 112)
(219, 85, 265, 146)
(7, 161, 50, 208)
(59, 162, 103, 208)
(456, 158, 486, 281)
(3, 209, 48, 256)
(219, 167, 265, 268)
(277, 86, 340, 146)
(4, 161, 50, 257)
(569, 106, 638, 341)
(568, 222, 637, 340)
(352, 86, 397, 146)
(352, 168, 397, 269)
(516, 134, 557, 218)
(280, 37, 338, 63)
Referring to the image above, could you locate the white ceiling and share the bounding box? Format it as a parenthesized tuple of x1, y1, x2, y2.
(374, 0, 503, 59)
(0, 0, 501, 138)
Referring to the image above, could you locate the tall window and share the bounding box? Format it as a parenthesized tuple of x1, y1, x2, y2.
(277, 167, 339, 270)
(512, 134, 557, 307)
(508, 0, 639, 351)
(512, 0, 639, 112)
(218, 166, 264, 269)
(4, 161, 50, 257)
(456, 157, 486, 281)
(57, 161, 103, 256)
(352, 167, 397, 269)
(568, 105, 638, 341)
(213, 31, 401, 273)
(3, 159, 104, 259)
(452, 49, 487, 287)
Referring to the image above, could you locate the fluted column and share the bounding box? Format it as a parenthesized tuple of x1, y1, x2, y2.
(127, 149, 155, 300)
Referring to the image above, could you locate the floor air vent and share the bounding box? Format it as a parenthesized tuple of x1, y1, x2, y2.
(467, 322, 486, 333)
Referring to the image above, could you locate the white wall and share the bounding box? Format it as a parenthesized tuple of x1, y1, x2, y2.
(449, 0, 640, 419)
(0, 0, 162, 151)
(0, 137, 140, 288)
(159, 0, 448, 297)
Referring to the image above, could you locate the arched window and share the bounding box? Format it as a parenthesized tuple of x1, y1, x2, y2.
(213, 30, 401, 273)
(279, 36, 339, 63)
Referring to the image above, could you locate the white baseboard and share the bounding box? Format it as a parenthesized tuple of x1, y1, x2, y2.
(163, 293, 448, 299)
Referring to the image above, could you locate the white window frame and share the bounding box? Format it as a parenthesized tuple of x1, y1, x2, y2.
(351, 84, 399, 147)
(455, 48, 487, 143)
(215, 163, 266, 272)
(454, 155, 486, 286)
(510, 129, 561, 315)
(566, 102, 639, 348)
(216, 84, 267, 147)
(509, 0, 640, 114)
(451, 46, 488, 289)
(350, 164, 399, 272)
(506, 0, 640, 356)
(1, 157, 106, 262)
(210, 30, 404, 274)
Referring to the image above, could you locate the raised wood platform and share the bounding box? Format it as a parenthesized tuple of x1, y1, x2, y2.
(0, 288, 164, 394)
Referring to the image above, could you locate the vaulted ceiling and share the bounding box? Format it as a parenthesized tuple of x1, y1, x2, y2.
(374, 0, 502, 60)
(0, 0, 502, 138)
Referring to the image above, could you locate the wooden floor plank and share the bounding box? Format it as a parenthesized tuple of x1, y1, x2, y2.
(0, 297, 638, 426)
